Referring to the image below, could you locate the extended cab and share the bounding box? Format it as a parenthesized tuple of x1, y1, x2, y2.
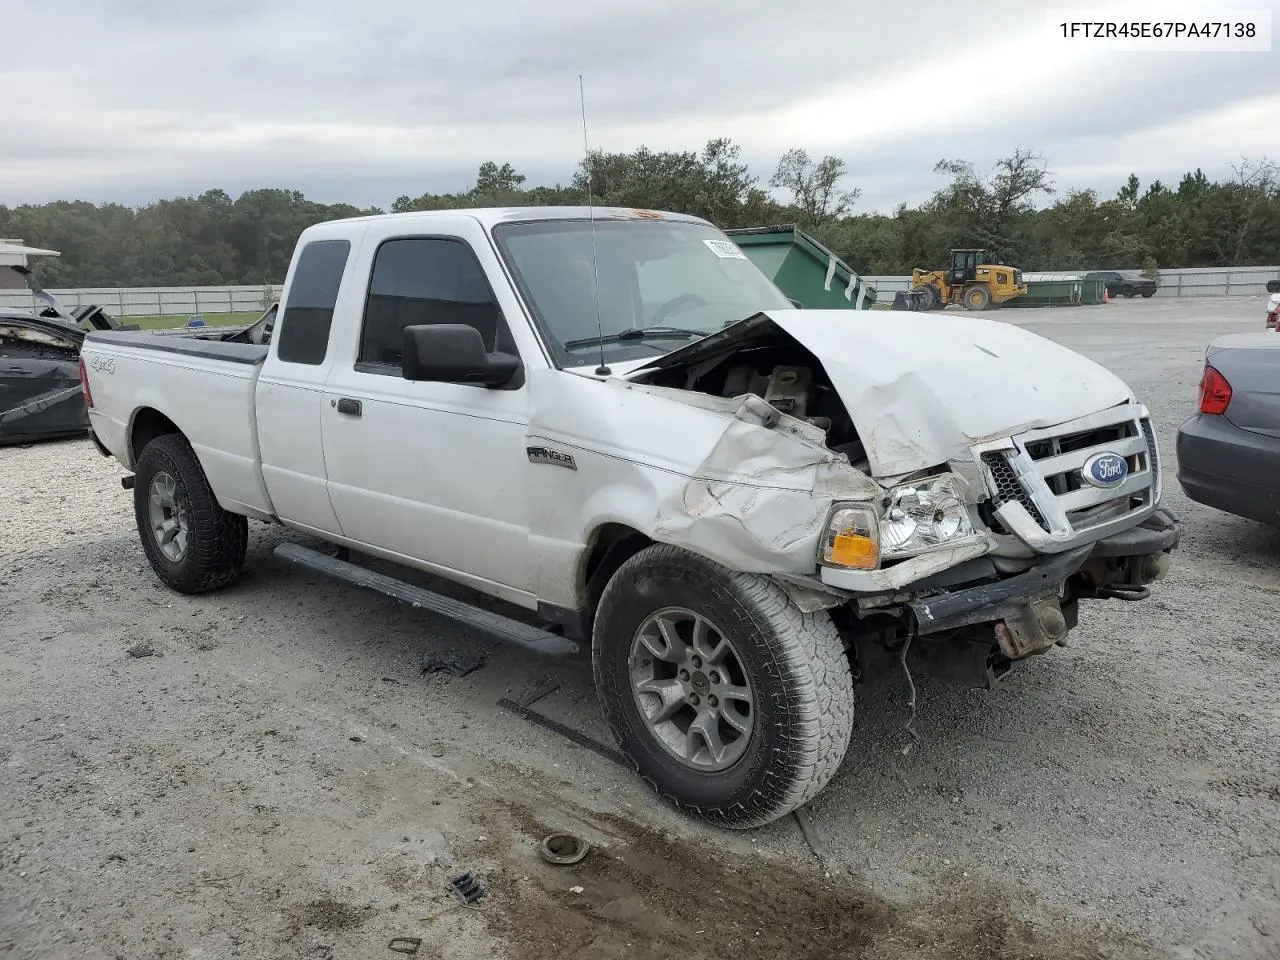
(79, 207, 1180, 828)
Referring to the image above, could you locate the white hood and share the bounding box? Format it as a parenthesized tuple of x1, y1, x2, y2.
(629, 309, 1135, 478)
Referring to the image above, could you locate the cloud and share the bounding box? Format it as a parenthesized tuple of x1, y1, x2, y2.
(1, 0, 1275, 211)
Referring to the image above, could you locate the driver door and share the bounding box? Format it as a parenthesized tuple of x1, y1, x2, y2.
(319, 226, 534, 600)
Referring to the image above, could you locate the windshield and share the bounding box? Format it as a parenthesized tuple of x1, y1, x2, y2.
(492, 218, 792, 366)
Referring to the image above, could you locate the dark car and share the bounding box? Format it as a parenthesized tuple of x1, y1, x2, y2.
(0, 262, 138, 446)
(1176, 333, 1280, 526)
(1086, 270, 1158, 298)
(0, 308, 93, 446)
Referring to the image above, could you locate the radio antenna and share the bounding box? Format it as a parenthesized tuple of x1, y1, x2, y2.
(579, 74, 610, 377)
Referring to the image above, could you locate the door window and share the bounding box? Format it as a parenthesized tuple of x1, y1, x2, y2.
(357, 237, 513, 373)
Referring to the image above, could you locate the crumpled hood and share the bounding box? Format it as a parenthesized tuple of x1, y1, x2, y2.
(629, 309, 1135, 478)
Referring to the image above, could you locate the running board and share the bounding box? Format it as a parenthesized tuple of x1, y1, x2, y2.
(273, 543, 579, 657)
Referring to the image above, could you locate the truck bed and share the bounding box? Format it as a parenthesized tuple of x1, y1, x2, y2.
(81, 327, 273, 519)
(85, 329, 268, 365)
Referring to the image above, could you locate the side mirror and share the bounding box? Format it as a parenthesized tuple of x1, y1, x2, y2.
(401, 324, 520, 388)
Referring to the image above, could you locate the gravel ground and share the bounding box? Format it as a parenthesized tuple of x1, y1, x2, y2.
(2, 295, 1278, 960)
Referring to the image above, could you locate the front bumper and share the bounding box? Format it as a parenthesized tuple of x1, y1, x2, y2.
(907, 507, 1179, 656)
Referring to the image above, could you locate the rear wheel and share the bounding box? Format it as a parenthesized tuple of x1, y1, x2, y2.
(964, 285, 992, 310)
(133, 433, 247, 594)
(592, 544, 855, 829)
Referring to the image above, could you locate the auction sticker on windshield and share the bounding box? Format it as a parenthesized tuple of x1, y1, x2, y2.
(704, 239, 748, 259)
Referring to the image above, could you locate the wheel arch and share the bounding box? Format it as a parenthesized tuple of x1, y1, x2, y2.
(580, 521, 654, 629)
(129, 406, 185, 467)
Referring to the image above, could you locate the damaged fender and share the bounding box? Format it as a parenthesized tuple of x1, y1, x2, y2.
(523, 368, 881, 610)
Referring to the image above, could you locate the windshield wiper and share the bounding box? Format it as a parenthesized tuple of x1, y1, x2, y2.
(564, 327, 707, 350)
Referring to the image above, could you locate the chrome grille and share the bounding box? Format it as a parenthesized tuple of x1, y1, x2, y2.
(976, 404, 1160, 551)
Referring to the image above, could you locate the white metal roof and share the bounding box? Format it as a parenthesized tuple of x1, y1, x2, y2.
(1023, 272, 1084, 282)
(316, 206, 711, 229)
(0, 240, 61, 267)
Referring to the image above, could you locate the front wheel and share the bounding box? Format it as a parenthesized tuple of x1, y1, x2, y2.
(133, 433, 248, 594)
(592, 545, 855, 829)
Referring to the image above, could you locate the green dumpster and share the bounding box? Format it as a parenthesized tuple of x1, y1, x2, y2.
(1078, 278, 1107, 304)
(1005, 274, 1107, 307)
(725, 225, 877, 309)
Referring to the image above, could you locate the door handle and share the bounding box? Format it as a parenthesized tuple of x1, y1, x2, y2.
(336, 397, 362, 417)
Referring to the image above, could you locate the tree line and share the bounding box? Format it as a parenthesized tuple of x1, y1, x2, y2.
(2, 141, 1276, 289)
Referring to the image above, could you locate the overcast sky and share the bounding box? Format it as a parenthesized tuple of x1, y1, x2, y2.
(2, 0, 1276, 214)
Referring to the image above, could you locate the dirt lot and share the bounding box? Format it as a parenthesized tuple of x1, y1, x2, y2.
(2, 295, 1278, 960)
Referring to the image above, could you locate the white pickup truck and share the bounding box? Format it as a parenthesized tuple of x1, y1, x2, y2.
(79, 206, 1179, 828)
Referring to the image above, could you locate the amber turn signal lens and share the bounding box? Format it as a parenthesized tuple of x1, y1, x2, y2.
(822, 505, 880, 570)
(828, 533, 877, 569)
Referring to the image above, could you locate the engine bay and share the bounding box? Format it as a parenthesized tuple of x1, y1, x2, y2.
(634, 339, 870, 471)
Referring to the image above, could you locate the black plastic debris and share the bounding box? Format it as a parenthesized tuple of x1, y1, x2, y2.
(450, 872, 485, 904)
(421, 652, 485, 678)
(387, 937, 422, 955)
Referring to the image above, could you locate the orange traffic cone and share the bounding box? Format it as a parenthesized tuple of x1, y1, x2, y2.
(1103, 287, 1110, 303)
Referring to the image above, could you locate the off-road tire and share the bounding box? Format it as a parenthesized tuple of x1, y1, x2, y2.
(964, 285, 992, 310)
(916, 284, 939, 311)
(133, 433, 247, 594)
(592, 544, 855, 829)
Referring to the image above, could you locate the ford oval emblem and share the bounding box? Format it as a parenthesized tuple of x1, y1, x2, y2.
(1082, 452, 1128, 488)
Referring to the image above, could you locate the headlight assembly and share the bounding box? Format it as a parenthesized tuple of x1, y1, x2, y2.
(878, 474, 975, 559)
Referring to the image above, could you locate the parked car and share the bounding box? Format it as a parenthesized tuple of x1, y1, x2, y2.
(78, 207, 1180, 829)
(1176, 333, 1280, 527)
(1086, 270, 1158, 298)
(1265, 279, 1280, 329)
(0, 252, 129, 446)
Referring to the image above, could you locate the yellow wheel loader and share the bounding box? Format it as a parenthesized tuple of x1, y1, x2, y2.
(911, 249, 1027, 311)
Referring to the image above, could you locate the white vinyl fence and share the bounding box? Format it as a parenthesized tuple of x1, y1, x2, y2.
(1, 265, 1276, 319)
(1147, 266, 1280, 297)
(0, 285, 275, 318)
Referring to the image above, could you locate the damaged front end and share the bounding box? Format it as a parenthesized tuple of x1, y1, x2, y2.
(625, 310, 1179, 689)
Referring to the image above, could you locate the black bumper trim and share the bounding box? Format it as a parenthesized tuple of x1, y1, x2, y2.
(908, 507, 1180, 636)
(1086, 507, 1180, 558)
(909, 545, 1091, 636)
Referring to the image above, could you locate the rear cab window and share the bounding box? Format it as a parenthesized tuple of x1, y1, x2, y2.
(275, 239, 351, 365)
